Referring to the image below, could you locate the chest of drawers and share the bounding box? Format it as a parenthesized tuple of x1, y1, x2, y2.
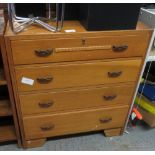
(4, 21, 152, 148)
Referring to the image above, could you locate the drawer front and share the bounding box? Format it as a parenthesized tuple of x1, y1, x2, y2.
(19, 83, 134, 115)
(11, 35, 147, 65)
(23, 106, 129, 140)
(15, 59, 141, 92)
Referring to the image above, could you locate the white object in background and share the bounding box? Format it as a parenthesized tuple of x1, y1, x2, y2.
(148, 38, 155, 62)
(139, 8, 155, 28)
(65, 29, 76, 33)
(124, 29, 155, 132)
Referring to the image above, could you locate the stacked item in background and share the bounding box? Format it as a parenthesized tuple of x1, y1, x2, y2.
(0, 9, 17, 143)
(135, 60, 155, 127)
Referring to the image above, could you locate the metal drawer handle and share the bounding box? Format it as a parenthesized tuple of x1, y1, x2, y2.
(108, 71, 122, 78)
(112, 45, 128, 52)
(38, 102, 54, 108)
(35, 49, 53, 57)
(37, 77, 53, 84)
(40, 124, 55, 131)
(103, 95, 117, 101)
(100, 117, 112, 123)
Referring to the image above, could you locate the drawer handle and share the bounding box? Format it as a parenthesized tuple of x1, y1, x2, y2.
(112, 45, 128, 52)
(35, 49, 53, 57)
(108, 71, 122, 78)
(100, 117, 112, 123)
(55, 46, 111, 52)
(38, 102, 54, 108)
(40, 124, 55, 131)
(37, 77, 53, 84)
(103, 95, 117, 101)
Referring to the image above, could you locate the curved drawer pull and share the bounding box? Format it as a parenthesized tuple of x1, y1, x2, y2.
(37, 77, 53, 84)
(100, 117, 112, 123)
(112, 45, 128, 52)
(40, 124, 55, 131)
(38, 102, 54, 108)
(108, 71, 122, 78)
(103, 95, 117, 101)
(35, 49, 53, 57)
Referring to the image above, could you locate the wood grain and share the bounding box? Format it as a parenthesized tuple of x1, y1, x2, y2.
(104, 128, 122, 137)
(5, 21, 152, 40)
(0, 100, 12, 116)
(11, 34, 148, 65)
(23, 138, 46, 148)
(3, 20, 152, 148)
(0, 68, 7, 85)
(0, 125, 17, 142)
(23, 105, 129, 140)
(1, 35, 22, 146)
(19, 83, 134, 115)
(15, 59, 142, 92)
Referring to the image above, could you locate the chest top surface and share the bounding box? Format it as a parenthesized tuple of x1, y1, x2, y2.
(4, 20, 152, 40)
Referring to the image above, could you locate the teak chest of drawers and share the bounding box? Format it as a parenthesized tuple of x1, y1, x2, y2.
(4, 21, 152, 148)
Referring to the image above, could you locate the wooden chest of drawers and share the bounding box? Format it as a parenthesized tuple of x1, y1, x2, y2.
(4, 21, 152, 148)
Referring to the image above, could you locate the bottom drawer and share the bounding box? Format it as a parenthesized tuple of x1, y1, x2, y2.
(23, 106, 129, 140)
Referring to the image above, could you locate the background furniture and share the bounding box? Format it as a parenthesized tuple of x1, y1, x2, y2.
(0, 9, 21, 146)
(133, 7, 155, 127)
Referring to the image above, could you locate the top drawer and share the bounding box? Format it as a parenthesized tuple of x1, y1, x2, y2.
(11, 35, 148, 65)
